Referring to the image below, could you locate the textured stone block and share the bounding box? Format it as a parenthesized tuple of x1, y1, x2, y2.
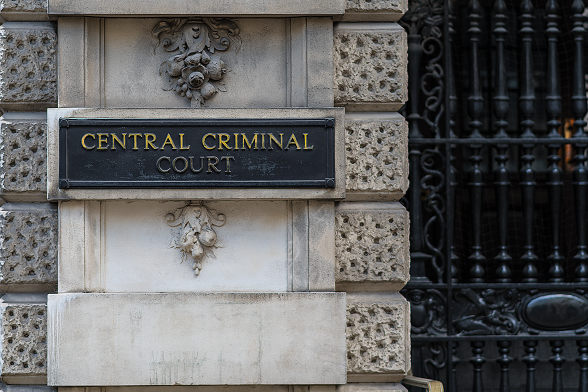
(1, 0, 48, 21)
(1, 303, 47, 380)
(0, 22, 57, 111)
(0, 204, 57, 287)
(334, 23, 407, 111)
(0, 115, 47, 196)
(336, 202, 409, 291)
(345, 113, 408, 200)
(343, 0, 407, 22)
(346, 293, 410, 382)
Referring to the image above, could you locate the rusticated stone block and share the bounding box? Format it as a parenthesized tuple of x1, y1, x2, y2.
(343, 0, 407, 22)
(1, 0, 48, 21)
(0, 117, 47, 195)
(345, 113, 408, 200)
(334, 23, 407, 111)
(336, 202, 409, 291)
(346, 293, 410, 382)
(1, 304, 47, 378)
(0, 205, 57, 286)
(0, 22, 57, 110)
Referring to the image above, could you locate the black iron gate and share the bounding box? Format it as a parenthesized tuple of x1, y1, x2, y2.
(400, 1, 588, 392)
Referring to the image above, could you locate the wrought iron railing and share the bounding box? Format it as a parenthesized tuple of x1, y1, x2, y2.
(401, 1, 588, 392)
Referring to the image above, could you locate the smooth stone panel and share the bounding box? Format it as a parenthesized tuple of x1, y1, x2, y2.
(48, 0, 345, 16)
(48, 292, 347, 386)
(103, 18, 287, 109)
(101, 201, 289, 292)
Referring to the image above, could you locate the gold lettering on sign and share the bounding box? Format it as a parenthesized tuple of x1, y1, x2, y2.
(145, 133, 158, 150)
(268, 133, 283, 150)
(241, 134, 258, 150)
(128, 133, 143, 150)
(218, 133, 232, 150)
(172, 156, 188, 173)
(260, 133, 266, 150)
(81, 133, 96, 150)
(233, 133, 239, 150)
(303, 133, 314, 150)
(190, 157, 204, 173)
(111, 133, 126, 150)
(97, 133, 109, 150)
(203, 133, 216, 150)
(285, 133, 301, 150)
(156, 156, 171, 173)
(221, 156, 235, 173)
(161, 134, 178, 150)
(207, 156, 221, 173)
(179, 134, 190, 150)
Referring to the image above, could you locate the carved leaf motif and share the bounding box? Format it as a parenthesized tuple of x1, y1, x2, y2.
(152, 18, 241, 107)
(166, 202, 226, 276)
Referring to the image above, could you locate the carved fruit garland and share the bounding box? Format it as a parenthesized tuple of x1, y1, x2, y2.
(166, 202, 226, 276)
(152, 18, 241, 108)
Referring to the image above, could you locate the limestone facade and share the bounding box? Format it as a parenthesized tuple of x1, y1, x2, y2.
(0, 116, 48, 196)
(0, 0, 57, 388)
(336, 203, 409, 291)
(0, 0, 410, 389)
(0, 22, 56, 111)
(344, 113, 408, 200)
(1, 303, 48, 383)
(0, 205, 57, 287)
(334, 23, 407, 112)
(346, 294, 410, 381)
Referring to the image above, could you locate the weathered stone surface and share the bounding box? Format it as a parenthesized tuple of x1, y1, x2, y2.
(346, 293, 410, 380)
(0, 118, 47, 194)
(0, 205, 57, 286)
(1, 0, 48, 17)
(0, 23, 57, 110)
(343, 0, 407, 22)
(345, 113, 408, 200)
(48, 292, 347, 385)
(336, 203, 409, 290)
(1, 304, 47, 377)
(337, 383, 407, 392)
(334, 23, 407, 111)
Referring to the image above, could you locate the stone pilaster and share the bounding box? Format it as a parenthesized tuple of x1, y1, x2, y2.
(337, 3, 409, 386)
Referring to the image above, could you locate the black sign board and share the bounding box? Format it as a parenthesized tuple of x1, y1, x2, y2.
(59, 118, 335, 189)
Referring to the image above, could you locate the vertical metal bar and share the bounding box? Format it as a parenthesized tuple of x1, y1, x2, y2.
(492, 0, 511, 282)
(470, 341, 486, 392)
(523, 341, 539, 392)
(578, 340, 588, 392)
(571, 0, 588, 282)
(451, 342, 459, 392)
(545, 0, 564, 282)
(519, 0, 538, 283)
(446, 0, 459, 284)
(405, 5, 432, 281)
(549, 340, 565, 392)
(497, 341, 512, 392)
(467, 0, 485, 283)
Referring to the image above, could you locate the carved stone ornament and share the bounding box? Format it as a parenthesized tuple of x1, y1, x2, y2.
(166, 202, 226, 276)
(152, 18, 241, 108)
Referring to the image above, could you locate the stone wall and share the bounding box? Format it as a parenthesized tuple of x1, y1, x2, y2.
(0, 1, 57, 389)
(334, 1, 410, 385)
(0, 0, 409, 389)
